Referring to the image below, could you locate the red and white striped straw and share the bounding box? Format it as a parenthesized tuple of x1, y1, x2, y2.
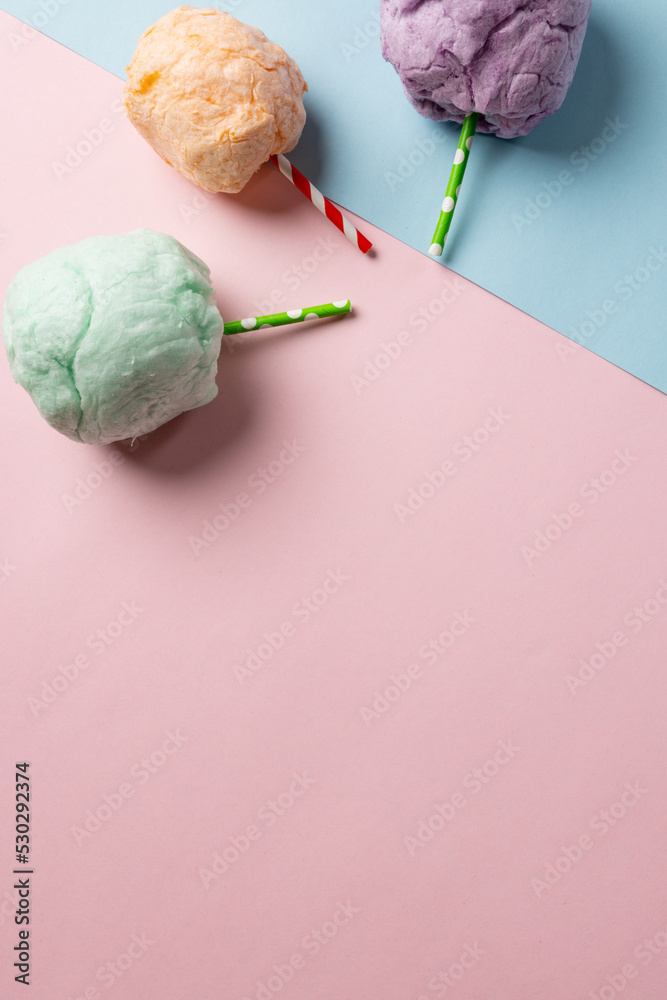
(269, 153, 373, 255)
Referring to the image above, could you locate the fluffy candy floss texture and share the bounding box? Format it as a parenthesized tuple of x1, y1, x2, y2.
(2, 230, 223, 445)
(124, 6, 307, 193)
(381, 0, 592, 138)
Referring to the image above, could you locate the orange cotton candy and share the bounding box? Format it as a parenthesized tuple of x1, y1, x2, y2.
(124, 6, 307, 193)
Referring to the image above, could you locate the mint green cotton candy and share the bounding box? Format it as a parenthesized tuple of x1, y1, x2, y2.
(2, 229, 223, 444)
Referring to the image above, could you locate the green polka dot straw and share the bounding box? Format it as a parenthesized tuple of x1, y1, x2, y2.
(223, 300, 351, 336)
(429, 112, 479, 257)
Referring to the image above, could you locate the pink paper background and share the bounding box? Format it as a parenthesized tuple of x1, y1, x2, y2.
(1, 14, 667, 1000)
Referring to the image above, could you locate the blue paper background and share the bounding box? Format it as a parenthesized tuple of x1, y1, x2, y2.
(3, 0, 666, 391)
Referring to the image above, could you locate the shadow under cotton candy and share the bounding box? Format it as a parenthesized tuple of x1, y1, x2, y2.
(113, 345, 255, 477)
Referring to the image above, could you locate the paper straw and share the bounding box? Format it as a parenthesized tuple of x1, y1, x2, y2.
(223, 300, 351, 336)
(269, 154, 373, 255)
(428, 112, 479, 257)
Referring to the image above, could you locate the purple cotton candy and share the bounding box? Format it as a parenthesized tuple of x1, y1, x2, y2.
(380, 0, 592, 138)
